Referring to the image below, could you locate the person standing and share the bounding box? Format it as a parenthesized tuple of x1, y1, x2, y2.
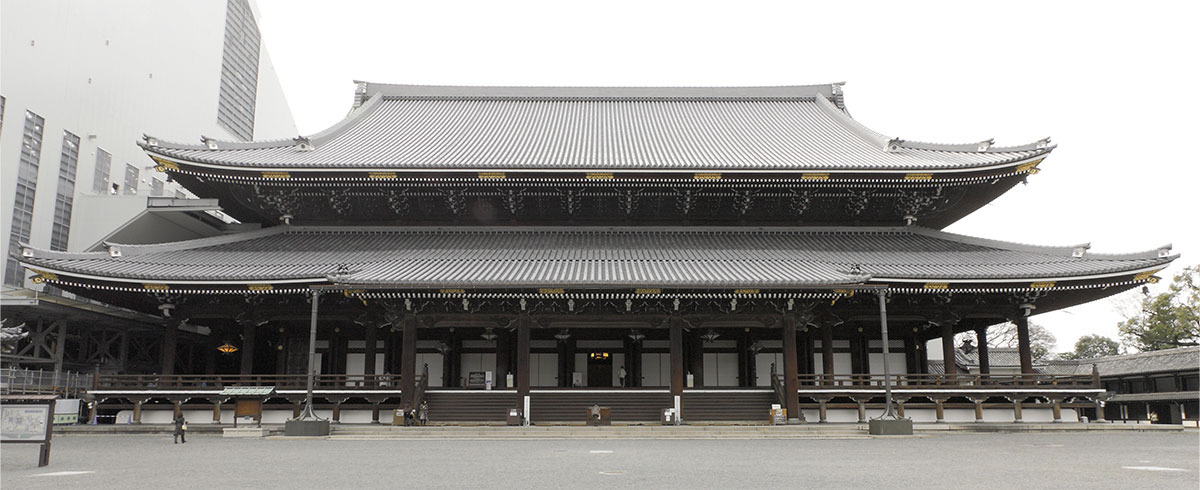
(418, 400, 429, 426)
(173, 414, 187, 444)
(618, 366, 628, 387)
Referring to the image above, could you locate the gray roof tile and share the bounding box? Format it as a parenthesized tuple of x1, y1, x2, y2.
(143, 84, 1051, 172)
(18, 226, 1172, 288)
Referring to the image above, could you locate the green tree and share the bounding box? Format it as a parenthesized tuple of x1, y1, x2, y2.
(1058, 334, 1119, 360)
(1118, 265, 1200, 351)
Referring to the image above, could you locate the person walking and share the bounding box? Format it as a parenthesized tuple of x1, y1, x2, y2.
(618, 366, 627, 387)
(173, 414, 187, 444)
(418, 400, 429, 426)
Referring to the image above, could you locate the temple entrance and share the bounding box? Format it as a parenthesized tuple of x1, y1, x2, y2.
(587, 352, 613, 387)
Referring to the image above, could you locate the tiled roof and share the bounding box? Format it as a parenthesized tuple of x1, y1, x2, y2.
(1073, 347, 1200, 377)
(17, 226, 1172, 287)
(142, 83, 1052, 172)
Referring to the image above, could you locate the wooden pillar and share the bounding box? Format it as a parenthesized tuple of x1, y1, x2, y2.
(974, 399, 984, 422)
(1052, 398, 1063, 423)
(1014, 316, 1034, 378)
(275, 328, 288, 375)
(212, 400, 221, 423)
(161, 319, 179, 376)
(781, 314, 800, 421)
(896, 397, 907, 418)
(557, 336, 571, 387)
(687, 331, 704, 387)
(934, 398, 946, 423)
(856, 399, 867, 424)
(1013, 398, 1024, 423)
(736, 333, 749, 387)
(903, 335, 917, 376)
(364, 323, 378, 379)
(817, 398, 828, 423)
(240, 320, 256, 375)
(858, 329, 871, 380)
(975, 325, 991, 375)
(172, 400, 182, 419)
(371, 403, 381, 424)
(332, 403, 341, 423)
(132, 400, 143, 424)
(669, 312, 683, 396)
(628, 336, 643, 388)
(801, 327, 815, 377)
(400, 315, 417, 409)
(495, 329, 510, 386)
(205, 332, 218, 375)
(517, 313, 531, 397)
(821, 323, 834, 385)
(940, 320, 956, 377)
(848, 330, 863, 384)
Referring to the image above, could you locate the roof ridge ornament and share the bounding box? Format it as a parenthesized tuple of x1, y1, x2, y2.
(885, 138, 904, 153)
(293, 136, 314, 152)
(200, 136, 218, 150)
(976, 139, 994, 152)
(1036, 137, 1051, 149)
(142, 134, 159, 147)
(1072, 244, 1091, 258)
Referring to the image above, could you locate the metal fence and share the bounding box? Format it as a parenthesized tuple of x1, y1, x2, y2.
(0, 368, 91, 398)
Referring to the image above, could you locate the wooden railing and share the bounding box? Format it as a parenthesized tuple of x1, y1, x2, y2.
(769, 364, 787, 407)
(781, 373, 1099, 389)
(92, 373, 403, 391)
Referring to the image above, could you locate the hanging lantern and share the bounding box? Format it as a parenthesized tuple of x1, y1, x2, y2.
(217, 343, 239, 354)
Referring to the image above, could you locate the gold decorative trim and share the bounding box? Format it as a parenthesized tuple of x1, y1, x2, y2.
(143, 283, 169, 291)
(29, 270, 58, 284)
(801, 173, 829, 180)
(634, 288, 661, 295)
(1016, 159, 1043, 174)
(478, 172, 506, 179)
(341, 289, 365, 297)
(440, 288, 466, 294)
(923, 282, 949, 289)
(732, 288, 759, 294)
(693, 173, 722, 180)
(1133, 269, 1163, 281)
(904, 173, 933, 181)
(538, 288, 565, 295)
(368, 172, 397, 179)
(586, 172, 614, 180)
(261, 171, 291, 179)
(151, 157, 179, 172)
(1030, 281, 1056, 289)
(247, 284, 273, 291)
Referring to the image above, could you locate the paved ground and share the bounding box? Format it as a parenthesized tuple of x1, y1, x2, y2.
(3, 432, 1197, 489)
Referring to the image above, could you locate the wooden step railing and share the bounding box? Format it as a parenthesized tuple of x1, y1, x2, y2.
(774, 373, 1099, 389)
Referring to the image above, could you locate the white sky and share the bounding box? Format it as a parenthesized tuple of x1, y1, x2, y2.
(255, 0, 1199, 353)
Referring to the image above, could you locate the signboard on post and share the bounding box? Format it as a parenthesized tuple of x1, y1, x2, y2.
(1, 394, 57, 467)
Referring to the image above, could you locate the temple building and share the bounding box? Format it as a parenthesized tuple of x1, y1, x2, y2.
(13, 83, 1179, 425)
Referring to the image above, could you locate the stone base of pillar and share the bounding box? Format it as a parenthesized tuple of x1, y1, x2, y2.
(284, 419, 330, 436)
(868, 418, 913, 435)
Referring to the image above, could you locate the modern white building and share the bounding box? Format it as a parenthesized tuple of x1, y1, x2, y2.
(0, 0, 296, 291)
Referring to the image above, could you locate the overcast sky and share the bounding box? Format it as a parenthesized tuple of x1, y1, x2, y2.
(255, 0, 1199, 354)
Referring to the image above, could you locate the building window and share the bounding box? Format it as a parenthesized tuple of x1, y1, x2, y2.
(5, 110, 45, 286)
(50, 131, 80, 252)
(123, 163, 139, 195)
(151, 177, 165, 196)
(216, 0, 260, 141)
(92, 148, 112, 194)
